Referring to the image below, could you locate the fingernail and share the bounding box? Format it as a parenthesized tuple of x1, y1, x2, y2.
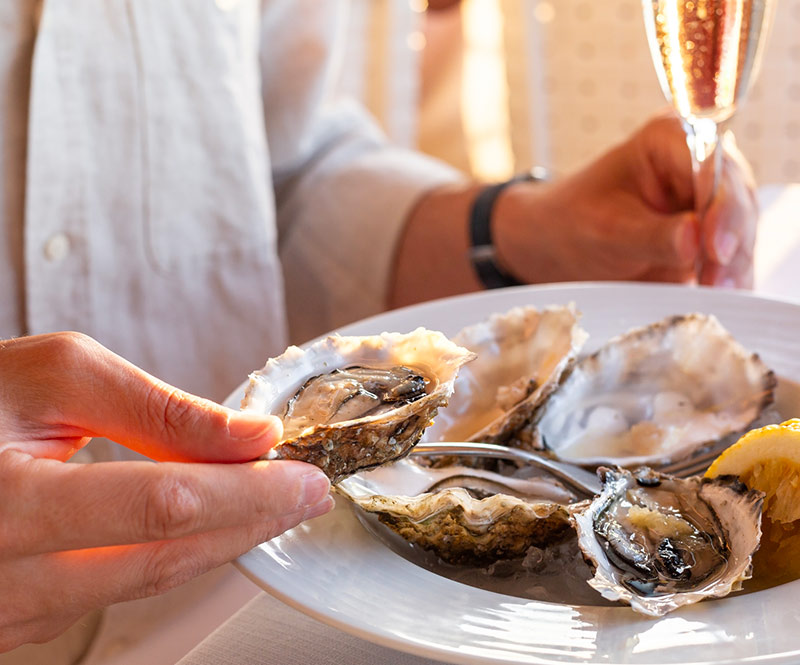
(300, 470, 331, 507)
(227, 412, 283, 442)
(714, 230, 738, 266)
(720, 277, 737, 289)
(302, 495, 335, 521)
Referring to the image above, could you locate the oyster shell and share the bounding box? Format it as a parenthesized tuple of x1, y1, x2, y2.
(530, 313, 776, 466)
(424, 304, 588, 445)
(570, 467, 764, 616)
(335, 306, 586, 564)
(337, 459, 574, 565)
(241, 328, 474, 483)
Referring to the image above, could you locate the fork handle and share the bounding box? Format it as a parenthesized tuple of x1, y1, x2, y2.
(410, 442, 602, 496)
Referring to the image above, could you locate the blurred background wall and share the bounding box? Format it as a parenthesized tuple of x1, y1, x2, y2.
(338, 0, 800, 186)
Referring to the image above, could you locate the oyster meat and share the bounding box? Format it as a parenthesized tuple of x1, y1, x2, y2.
(337, 459, 574, 565)
(531, 313, 776, 466)
(424, 304, 588, 446)
(241, 328, 474, 483)
(570, 467, 764, 616)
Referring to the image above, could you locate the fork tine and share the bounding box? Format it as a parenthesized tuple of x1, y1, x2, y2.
(658, 447, 725, 477)
(659, 416, 784, 478)
(666, 458, 712, 478)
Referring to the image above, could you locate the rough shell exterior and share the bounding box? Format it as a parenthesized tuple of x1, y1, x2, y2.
(241, 328, 475, 483)
(362, 490, 572, 565)
(271, 413, 434, 485)
(337, 460, 574, 565)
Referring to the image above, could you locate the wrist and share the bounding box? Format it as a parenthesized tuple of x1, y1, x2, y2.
(389, 181, 486, 309)
(468, 168, 549, 289)
(492, 175, 559, 284)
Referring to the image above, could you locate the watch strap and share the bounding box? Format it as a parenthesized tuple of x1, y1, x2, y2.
(468, 167, 548, 289)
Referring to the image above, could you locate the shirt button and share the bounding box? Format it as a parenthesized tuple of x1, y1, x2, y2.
(44, 232, 71, 262)
(215, 0, 239, 10)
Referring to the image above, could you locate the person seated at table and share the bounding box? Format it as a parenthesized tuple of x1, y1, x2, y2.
(0, 0, 756, 661)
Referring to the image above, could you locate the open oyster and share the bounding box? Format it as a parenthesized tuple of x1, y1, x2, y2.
(529, 313, 776, 467)
(241, 328, 474, 483)
(337, 459, 574, 565)
(424, 304, 588, 446)
(570, 467, 764, 616)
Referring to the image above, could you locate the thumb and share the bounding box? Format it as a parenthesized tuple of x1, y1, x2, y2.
(100, 372, 285, 463)
(12, 332, 283, 462)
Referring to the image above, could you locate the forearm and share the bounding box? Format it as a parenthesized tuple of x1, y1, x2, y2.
(388, 182, 484, 309)
(389, 179, 552, 309)
(390, 114, 755, 310)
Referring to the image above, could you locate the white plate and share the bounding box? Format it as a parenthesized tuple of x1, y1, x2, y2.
(231, 282, 800, 665)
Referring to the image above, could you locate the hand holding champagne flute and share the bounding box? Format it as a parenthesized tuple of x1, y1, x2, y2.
(642, 0, 775, 282)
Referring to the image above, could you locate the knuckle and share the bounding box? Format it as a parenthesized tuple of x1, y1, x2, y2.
(141, 473, 205, 540)
(151, 386, 193, 440)
(45, 331, 103, 370)
(139, 543, 205, 598)
(147, 384, 221, 444)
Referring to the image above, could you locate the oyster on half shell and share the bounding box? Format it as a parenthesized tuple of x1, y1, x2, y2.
(337, 459, 574, 565)
(241, 328, 474, 483)
(528, 313, 776, 467)
(570, 467, 764, 616)
(423, 304, 588, 446)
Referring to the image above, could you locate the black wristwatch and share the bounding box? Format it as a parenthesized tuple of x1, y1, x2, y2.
(468, 166, 549, 290)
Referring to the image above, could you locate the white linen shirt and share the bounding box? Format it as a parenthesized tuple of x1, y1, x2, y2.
(1, 0, 461, 402)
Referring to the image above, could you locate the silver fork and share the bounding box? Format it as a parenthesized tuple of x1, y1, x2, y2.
(410, 440, 722, 498)
(410, 442, 603, 497)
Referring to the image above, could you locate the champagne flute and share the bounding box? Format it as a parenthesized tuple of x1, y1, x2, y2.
(641, 0, 776, 280)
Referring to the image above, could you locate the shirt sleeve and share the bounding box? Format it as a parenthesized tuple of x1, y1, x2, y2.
(260, 0, 465, 344)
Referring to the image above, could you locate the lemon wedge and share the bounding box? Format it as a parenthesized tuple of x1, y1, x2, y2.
(706, 418, 800, 586)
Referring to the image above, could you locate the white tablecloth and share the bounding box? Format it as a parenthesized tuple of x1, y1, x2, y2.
(175, 184, 800, 665)
(176, 592, 444, 665)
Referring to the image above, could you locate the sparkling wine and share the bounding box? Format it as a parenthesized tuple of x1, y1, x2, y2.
(643, 0, 775, 124)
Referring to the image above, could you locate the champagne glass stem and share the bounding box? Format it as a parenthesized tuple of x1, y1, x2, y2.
(684, 116, 722, 280)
